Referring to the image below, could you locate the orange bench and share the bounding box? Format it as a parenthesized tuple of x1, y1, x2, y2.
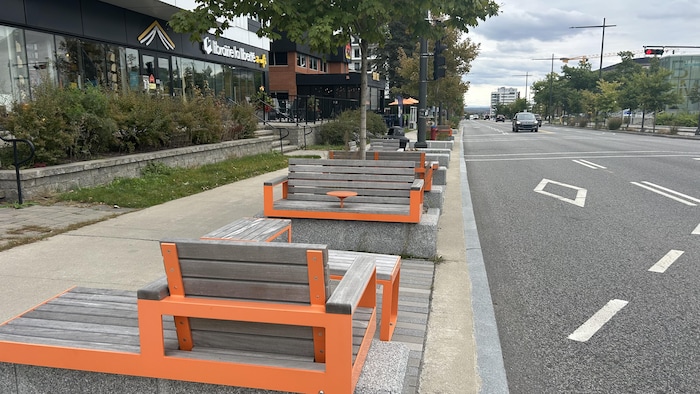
(0, 239, 377, 394)
(264, 158, 424, 223)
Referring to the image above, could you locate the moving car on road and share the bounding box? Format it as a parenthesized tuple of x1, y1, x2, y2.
(495, 114, 506, 122)
(511, 112, 539, 132)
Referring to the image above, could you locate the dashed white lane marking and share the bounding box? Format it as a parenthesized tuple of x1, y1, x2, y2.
(534, 179, 587, 207)
(630, 181, 700, 206)
(568, 299, 629, 342)
(693, 223, 700, 235)
(572, 159, 607, 169)
(648, 250, 685, 273)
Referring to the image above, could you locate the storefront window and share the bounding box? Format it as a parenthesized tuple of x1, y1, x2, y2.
(0, 26, 30, 106)
(158, 57, 171, 96)
(55, 35, 81, 89)
(125, 48, 139, 90)
(104, 44, 124, 91)
(25, 30, 57, 90)
(81, 39, 106, 87)
(172, 56, 184, 97)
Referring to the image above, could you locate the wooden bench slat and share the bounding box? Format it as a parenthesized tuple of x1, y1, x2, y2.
(170, 239, 328, 265)
(182, 277, 313, 304)
(179, 259, 309, 284)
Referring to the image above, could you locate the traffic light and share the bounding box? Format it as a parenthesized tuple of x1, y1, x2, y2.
(433, 40, 447, 80)
(644, 48, 664, 56)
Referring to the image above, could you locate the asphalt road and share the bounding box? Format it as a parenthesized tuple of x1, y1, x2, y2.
(462, 121, 700, 393)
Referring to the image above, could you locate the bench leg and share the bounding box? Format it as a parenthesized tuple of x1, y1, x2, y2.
(378, 272, 400, 341)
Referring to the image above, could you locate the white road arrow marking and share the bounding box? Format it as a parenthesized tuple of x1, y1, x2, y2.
(692, 223, 700, 235)
(534, 179, 587, 207)
(568, 299, 628, 342)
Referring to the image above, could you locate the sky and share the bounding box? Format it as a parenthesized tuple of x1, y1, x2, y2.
(462, 0, 700, 108)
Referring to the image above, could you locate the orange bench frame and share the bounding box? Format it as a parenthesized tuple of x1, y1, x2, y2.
(0, 242, 378, 394)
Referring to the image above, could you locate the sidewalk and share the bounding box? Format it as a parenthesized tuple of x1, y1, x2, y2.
(0, 129, 482, 393)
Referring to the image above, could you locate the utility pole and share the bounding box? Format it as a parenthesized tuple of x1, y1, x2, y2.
(513, 72, 531, 107)
(570, 18, 616, 80)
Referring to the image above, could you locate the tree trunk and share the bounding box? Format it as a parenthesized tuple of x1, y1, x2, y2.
(359, 39, 369, 158)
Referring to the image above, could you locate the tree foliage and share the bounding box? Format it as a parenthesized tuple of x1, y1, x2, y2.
(392, 27, 479, 118)
(170, 0, 498, 152)
(530, 52, 680, 128)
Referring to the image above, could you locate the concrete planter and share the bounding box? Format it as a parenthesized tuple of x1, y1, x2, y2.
(0, 136, 275, 201)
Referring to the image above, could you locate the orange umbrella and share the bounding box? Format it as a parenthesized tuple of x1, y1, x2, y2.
(388, 97, 419, 105)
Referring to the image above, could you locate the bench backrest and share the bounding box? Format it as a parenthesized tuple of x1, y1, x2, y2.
(329, 150, 425, 168)
(369, 138, 401, 151)
(161, 239, 331, 357)
(287, 158, 417, 205)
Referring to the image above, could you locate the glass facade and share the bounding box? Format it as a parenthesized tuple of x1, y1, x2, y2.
(0, 23, 265, 109)
(661, 55, 700, 113)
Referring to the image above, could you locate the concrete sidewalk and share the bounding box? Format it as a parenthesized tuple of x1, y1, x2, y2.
(0, 128, 485, 393)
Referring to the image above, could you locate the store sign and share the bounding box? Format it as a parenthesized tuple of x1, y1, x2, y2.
(202, 37, 265, 67)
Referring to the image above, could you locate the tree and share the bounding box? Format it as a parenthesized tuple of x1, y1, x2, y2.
(169, 0, 499, 155)
(373, 21, 416, 92)
(630, 58, 679, 131)
(392, 27, 479, 120)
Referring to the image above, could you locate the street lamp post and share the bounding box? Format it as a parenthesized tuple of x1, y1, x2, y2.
(416, 36, 428, 148)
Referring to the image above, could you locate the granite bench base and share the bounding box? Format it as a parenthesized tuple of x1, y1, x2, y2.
(432, 167, 447, 186)
(425, 185, 445, 211)
(289, 208, 440, 259)
(0, 340, 409, 394)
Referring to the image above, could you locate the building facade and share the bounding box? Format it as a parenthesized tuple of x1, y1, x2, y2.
(0, 0, 269, 109)
(660, 54, 700, 113)
(490, 87, 519, 107)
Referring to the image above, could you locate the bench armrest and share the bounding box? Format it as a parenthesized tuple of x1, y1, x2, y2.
(411, 178, 424, 191)
(264, 174, 288, 187)
(137, 276, 169, 300)
(327, 255, 376, 315)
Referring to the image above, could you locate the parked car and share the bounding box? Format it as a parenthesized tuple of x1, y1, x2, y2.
(534, 113, 542, 126)
(511, 112, 539, 132)
(495, 114, 506, 122)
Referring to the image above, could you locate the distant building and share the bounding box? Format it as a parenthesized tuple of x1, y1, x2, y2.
(660, 55, 700, 113)
(491, 87, 519, 107)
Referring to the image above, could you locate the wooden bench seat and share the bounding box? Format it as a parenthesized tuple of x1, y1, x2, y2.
(0, 239, 378, 394)
(369, 138, 401, 151)
(201, 217, 291, 242)
(264, 158, 425, 223)
(328, 150, 439, 192)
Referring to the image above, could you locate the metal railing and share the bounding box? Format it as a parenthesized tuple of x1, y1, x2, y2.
(0, 135, 35, 205)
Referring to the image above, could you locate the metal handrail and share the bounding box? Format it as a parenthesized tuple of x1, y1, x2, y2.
(0, 135, 35, 204)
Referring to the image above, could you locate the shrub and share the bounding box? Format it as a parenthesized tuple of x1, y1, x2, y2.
(656, 112, 697, 127)
(578, 118, 588, 128)
(319, 109, 385, 145)
(607, 117, 623, 130)
(1, 84, 260, 167)
(2, 84, 118, 165)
